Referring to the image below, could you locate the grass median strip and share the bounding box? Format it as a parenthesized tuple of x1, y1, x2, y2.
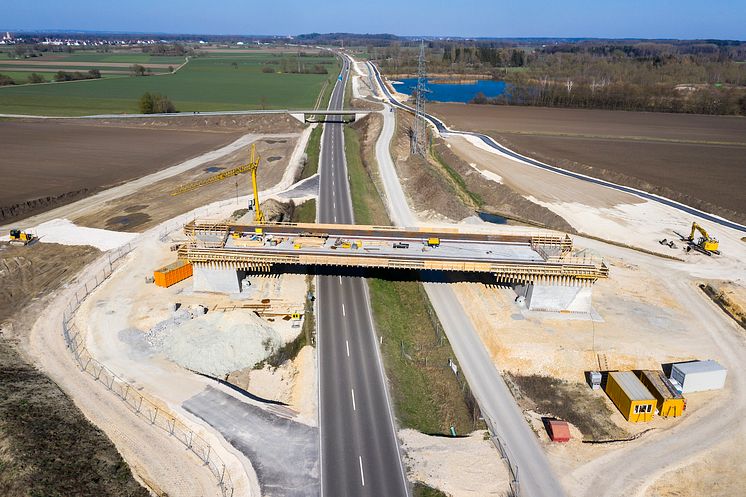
(344, 118, 477, 435)
(301, 126, 323, 180)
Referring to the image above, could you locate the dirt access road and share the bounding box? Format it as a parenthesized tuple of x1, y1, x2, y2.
(429, 103, 746, 222)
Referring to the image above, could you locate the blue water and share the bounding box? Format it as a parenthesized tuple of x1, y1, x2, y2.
(477, 212, 508, 225)
(395, 78, 506, 103)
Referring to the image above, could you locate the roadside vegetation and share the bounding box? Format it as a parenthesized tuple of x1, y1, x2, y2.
(344, 117, 477, 435)
(300, 126, 323, 179)
(414, 482, 449, 497)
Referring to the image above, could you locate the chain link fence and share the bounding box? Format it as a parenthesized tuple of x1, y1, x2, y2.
(60, 197, 246, 497)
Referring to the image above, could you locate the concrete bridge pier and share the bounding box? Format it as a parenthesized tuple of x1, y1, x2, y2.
(193, 264, 244, 294)
(513, 276, 594, 313)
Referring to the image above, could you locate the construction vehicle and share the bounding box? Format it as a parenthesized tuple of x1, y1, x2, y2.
(9, 229, 36, 246)
(684, 222, 720, 256)
(426, 237, 440, 248)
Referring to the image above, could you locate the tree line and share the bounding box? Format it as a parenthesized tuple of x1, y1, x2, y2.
(372, 40, 746, 115)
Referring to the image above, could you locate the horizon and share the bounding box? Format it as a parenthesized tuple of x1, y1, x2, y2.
(2, 29, 745, 43)
(4, 0, 745, 40)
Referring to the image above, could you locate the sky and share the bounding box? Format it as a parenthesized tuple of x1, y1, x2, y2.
(3, 0, 745, 40)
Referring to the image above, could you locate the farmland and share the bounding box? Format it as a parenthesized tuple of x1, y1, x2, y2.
(429, 103, 746, 222)
(0, 51, 340, 115)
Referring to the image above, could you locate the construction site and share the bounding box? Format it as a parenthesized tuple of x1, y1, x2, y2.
(1, 43, 745, 497)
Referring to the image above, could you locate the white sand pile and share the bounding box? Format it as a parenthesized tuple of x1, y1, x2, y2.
(0, 218, 137, 251)
(146, 308, 281, 377)
(400, 429, 509, 496)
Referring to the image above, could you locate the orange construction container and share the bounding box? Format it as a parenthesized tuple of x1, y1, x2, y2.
(547, 420, 571, 442)
(154, 260, 193, 288)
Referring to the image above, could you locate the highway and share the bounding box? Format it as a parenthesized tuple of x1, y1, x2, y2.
(317, 57, 410, 496)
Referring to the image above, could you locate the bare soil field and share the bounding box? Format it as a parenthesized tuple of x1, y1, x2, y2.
(0, 242, 149, 497)
(73, 134, 299, 231)
(0, 114, 304, 224)
(429, 104, 746, 223)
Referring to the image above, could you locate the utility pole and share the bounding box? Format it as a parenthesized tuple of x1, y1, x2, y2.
(411, 40, 428, 156)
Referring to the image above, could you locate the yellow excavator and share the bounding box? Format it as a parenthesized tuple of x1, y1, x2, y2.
(685, 222, 720, 256)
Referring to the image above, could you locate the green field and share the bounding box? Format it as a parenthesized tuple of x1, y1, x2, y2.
(0, 53, 340, 115)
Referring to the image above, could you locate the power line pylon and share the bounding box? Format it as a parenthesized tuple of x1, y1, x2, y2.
(411, 40, 428, 156)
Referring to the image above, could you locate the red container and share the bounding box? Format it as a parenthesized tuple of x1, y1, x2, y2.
(547, 420, 570, 442)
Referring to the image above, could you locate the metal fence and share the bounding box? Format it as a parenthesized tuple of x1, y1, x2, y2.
(60, 197, 246, 497)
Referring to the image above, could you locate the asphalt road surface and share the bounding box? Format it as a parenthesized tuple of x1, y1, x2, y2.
(317, 58, 410, 496)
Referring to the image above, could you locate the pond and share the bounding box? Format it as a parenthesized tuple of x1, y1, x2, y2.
(394, 78, 506, 103)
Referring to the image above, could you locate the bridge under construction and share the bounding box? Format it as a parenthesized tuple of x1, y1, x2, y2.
(179, 221, 608, 312)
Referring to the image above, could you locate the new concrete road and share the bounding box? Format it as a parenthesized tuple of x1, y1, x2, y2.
(364, 59, 567, 497)
(317, 57, 410, 496)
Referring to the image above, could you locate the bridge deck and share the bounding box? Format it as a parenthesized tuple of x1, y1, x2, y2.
(180, 222, 608, 281)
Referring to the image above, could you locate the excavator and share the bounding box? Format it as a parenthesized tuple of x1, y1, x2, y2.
(684, 222, 720, 256)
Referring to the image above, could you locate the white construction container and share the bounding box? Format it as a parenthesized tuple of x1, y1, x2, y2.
(669, 360, 727, 393)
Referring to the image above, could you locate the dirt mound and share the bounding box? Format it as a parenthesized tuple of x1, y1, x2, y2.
(261, 198, 295, 222)
(146, 310, 282, 377)
(432, 140, 573, 231)
(390, 111, 472, 221)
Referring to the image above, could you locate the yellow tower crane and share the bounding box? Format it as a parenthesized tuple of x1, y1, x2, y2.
(247, 143, 265, 223)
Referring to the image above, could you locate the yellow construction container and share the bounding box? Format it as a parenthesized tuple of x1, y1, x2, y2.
(154, 260, 193, 288)
(637, 370, 686, 418)
(605, 371, 657, 423)
(427, 237, 440, 247)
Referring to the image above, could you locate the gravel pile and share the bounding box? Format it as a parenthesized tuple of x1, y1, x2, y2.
(146, 308, 281, 377)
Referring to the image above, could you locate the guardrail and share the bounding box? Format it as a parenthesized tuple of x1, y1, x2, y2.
(484, 416, 521, 497)
(60, 198, 245, 497)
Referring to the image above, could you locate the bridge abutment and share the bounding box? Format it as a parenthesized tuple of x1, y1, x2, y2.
(514, 281, 593, 313)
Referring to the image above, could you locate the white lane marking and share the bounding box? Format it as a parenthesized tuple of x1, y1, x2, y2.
(346, 340, 350, 357)
(333, 200, 336, 209)
(342, 303, 346, 316)
(359, 456, 365, 486)
(339, 275, 343, 285)
(351, 388, 356, 410)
